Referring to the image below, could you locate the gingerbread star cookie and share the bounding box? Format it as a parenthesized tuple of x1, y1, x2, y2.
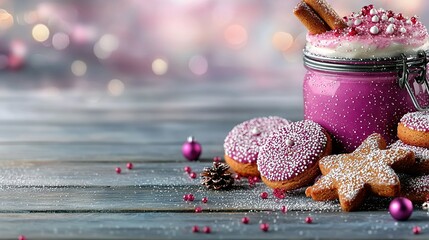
(306, 133, 415, 212)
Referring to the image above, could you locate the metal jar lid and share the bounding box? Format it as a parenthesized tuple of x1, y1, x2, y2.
(303, 50, 429, 111)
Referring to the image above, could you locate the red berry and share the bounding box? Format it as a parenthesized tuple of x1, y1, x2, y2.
(187, 194, 195, 202)
(361, 6, 369, 16)
(396, 13, 404, 20)
(183, 194, 189, 201)
(368, 4, 374, 9)
(387, 10, 394, 18)
(203, 226, 211, 234)
(281, 205, 288, 213)
(126, 162, 133, 170)
(213, 156, 221, 162)
(191, 225, 199, 233)
(334, 29, 342, 37)
(305, 216, 313, 224)
(273, 189, 286, 199)
(411, 16, 417, 24)
(195, 206, 202, 213)
(348, 27, 357, 36)
(241, 217, 250, 224)
(201, 197, 208, 203)
(189, 172, 197, 179)
(18, 236, 26, 240)
(184, 166, 192, 173)
(260, 192, 268, 199)
(260, 223, 269, 232)
(115, 167, 121, 174)
(413, 226, 421, 234)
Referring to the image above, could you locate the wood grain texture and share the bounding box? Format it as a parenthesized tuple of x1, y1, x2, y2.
(0, 211, 428, 240)
(0, 87, 425, 239)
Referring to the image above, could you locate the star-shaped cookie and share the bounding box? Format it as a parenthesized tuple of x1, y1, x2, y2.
(306, 133, 415, 211)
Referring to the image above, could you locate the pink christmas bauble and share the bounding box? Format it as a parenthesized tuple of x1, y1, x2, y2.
(182, 136, 202, 161)
(389, 197, 413, 221)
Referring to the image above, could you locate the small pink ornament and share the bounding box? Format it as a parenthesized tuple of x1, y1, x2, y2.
(260, 223, 269, 232)
(182, 136, 202, 161)
(203, 226, 211, 234)
(389, 197, 413, 221)
(413, 226, 421, 234)
(18, 236, 26, 240)
(213, 156, 222, 162)
(195, 206, 202, 213)
(191, 225, 199, 233)
(305, 216, 313, 224)
(281, 205, 288, 213)
(187, 194, 195, 202)
(126, 162, 133, 170)
(201, 197, 208, 203)
(184, 166, 192, 173)
(115, 167, 121, 174)
(189, 172, 197, 179)
(241, 217, 250, 224)
(260, 192, 268, 199)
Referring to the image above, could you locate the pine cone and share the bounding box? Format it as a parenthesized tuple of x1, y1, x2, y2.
(201, 162, 234, 190)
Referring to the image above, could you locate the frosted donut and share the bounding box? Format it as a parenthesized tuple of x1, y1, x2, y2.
(398, 111, 429, 148)
(223, 116, 290, 177)
(399, 174, 429, 203)
(390, 140, 429, 174)
(257, 120, 332, 191)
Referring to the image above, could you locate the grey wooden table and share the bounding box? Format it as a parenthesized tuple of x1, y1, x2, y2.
(0, 79, 428, 239)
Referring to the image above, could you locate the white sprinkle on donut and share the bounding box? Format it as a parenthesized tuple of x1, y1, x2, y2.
(370, 26, 379, 35)
(386, 24, 395, 34)
(224, 116, 290, 164)
(400, 27, 407, 33)
(354, 19, 362, 26)
(371, 15, 379, 23)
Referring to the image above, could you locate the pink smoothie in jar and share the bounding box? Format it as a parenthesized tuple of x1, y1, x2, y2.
(303, 6, 429, 153)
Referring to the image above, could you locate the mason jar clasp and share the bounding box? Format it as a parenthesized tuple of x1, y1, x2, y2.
(398, 50, 429, 111)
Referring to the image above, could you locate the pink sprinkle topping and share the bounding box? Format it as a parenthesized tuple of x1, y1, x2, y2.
(257, 120, 328, 181)
(224, 116, 290, 164)
(400, 111, 429, 132)
(307, 6, 428, 56)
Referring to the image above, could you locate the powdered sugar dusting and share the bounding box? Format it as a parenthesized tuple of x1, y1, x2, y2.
(390, 140, 429, 163)
(400, 111, 429, 132)
(400, 174, 429, 196)
(224, 116, 290, 164)
(257, 120, 327, 181)
(310, 134, 411, 204)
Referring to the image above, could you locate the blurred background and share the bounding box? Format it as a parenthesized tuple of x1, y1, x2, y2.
(0, 0, 427, 122)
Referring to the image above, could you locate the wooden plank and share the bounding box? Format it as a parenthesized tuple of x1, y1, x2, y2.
(0, 143, 223, 162)
(0, 211, 427, 239)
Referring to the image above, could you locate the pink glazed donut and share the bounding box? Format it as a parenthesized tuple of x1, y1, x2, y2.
(257, 120, 332, 191)
(224, 116, 290, 177)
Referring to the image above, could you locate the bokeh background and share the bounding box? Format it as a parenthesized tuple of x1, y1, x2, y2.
(0, 0, 427, 117)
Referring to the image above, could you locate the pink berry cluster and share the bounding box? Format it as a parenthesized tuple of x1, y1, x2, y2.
(191, 225, 211, 234)
(339, 5, 419, 37)
(183, 166, 197, 179)
(115, 162, 134, 174)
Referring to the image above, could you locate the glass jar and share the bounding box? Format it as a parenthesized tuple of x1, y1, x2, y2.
(303, 50, 429, 153)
